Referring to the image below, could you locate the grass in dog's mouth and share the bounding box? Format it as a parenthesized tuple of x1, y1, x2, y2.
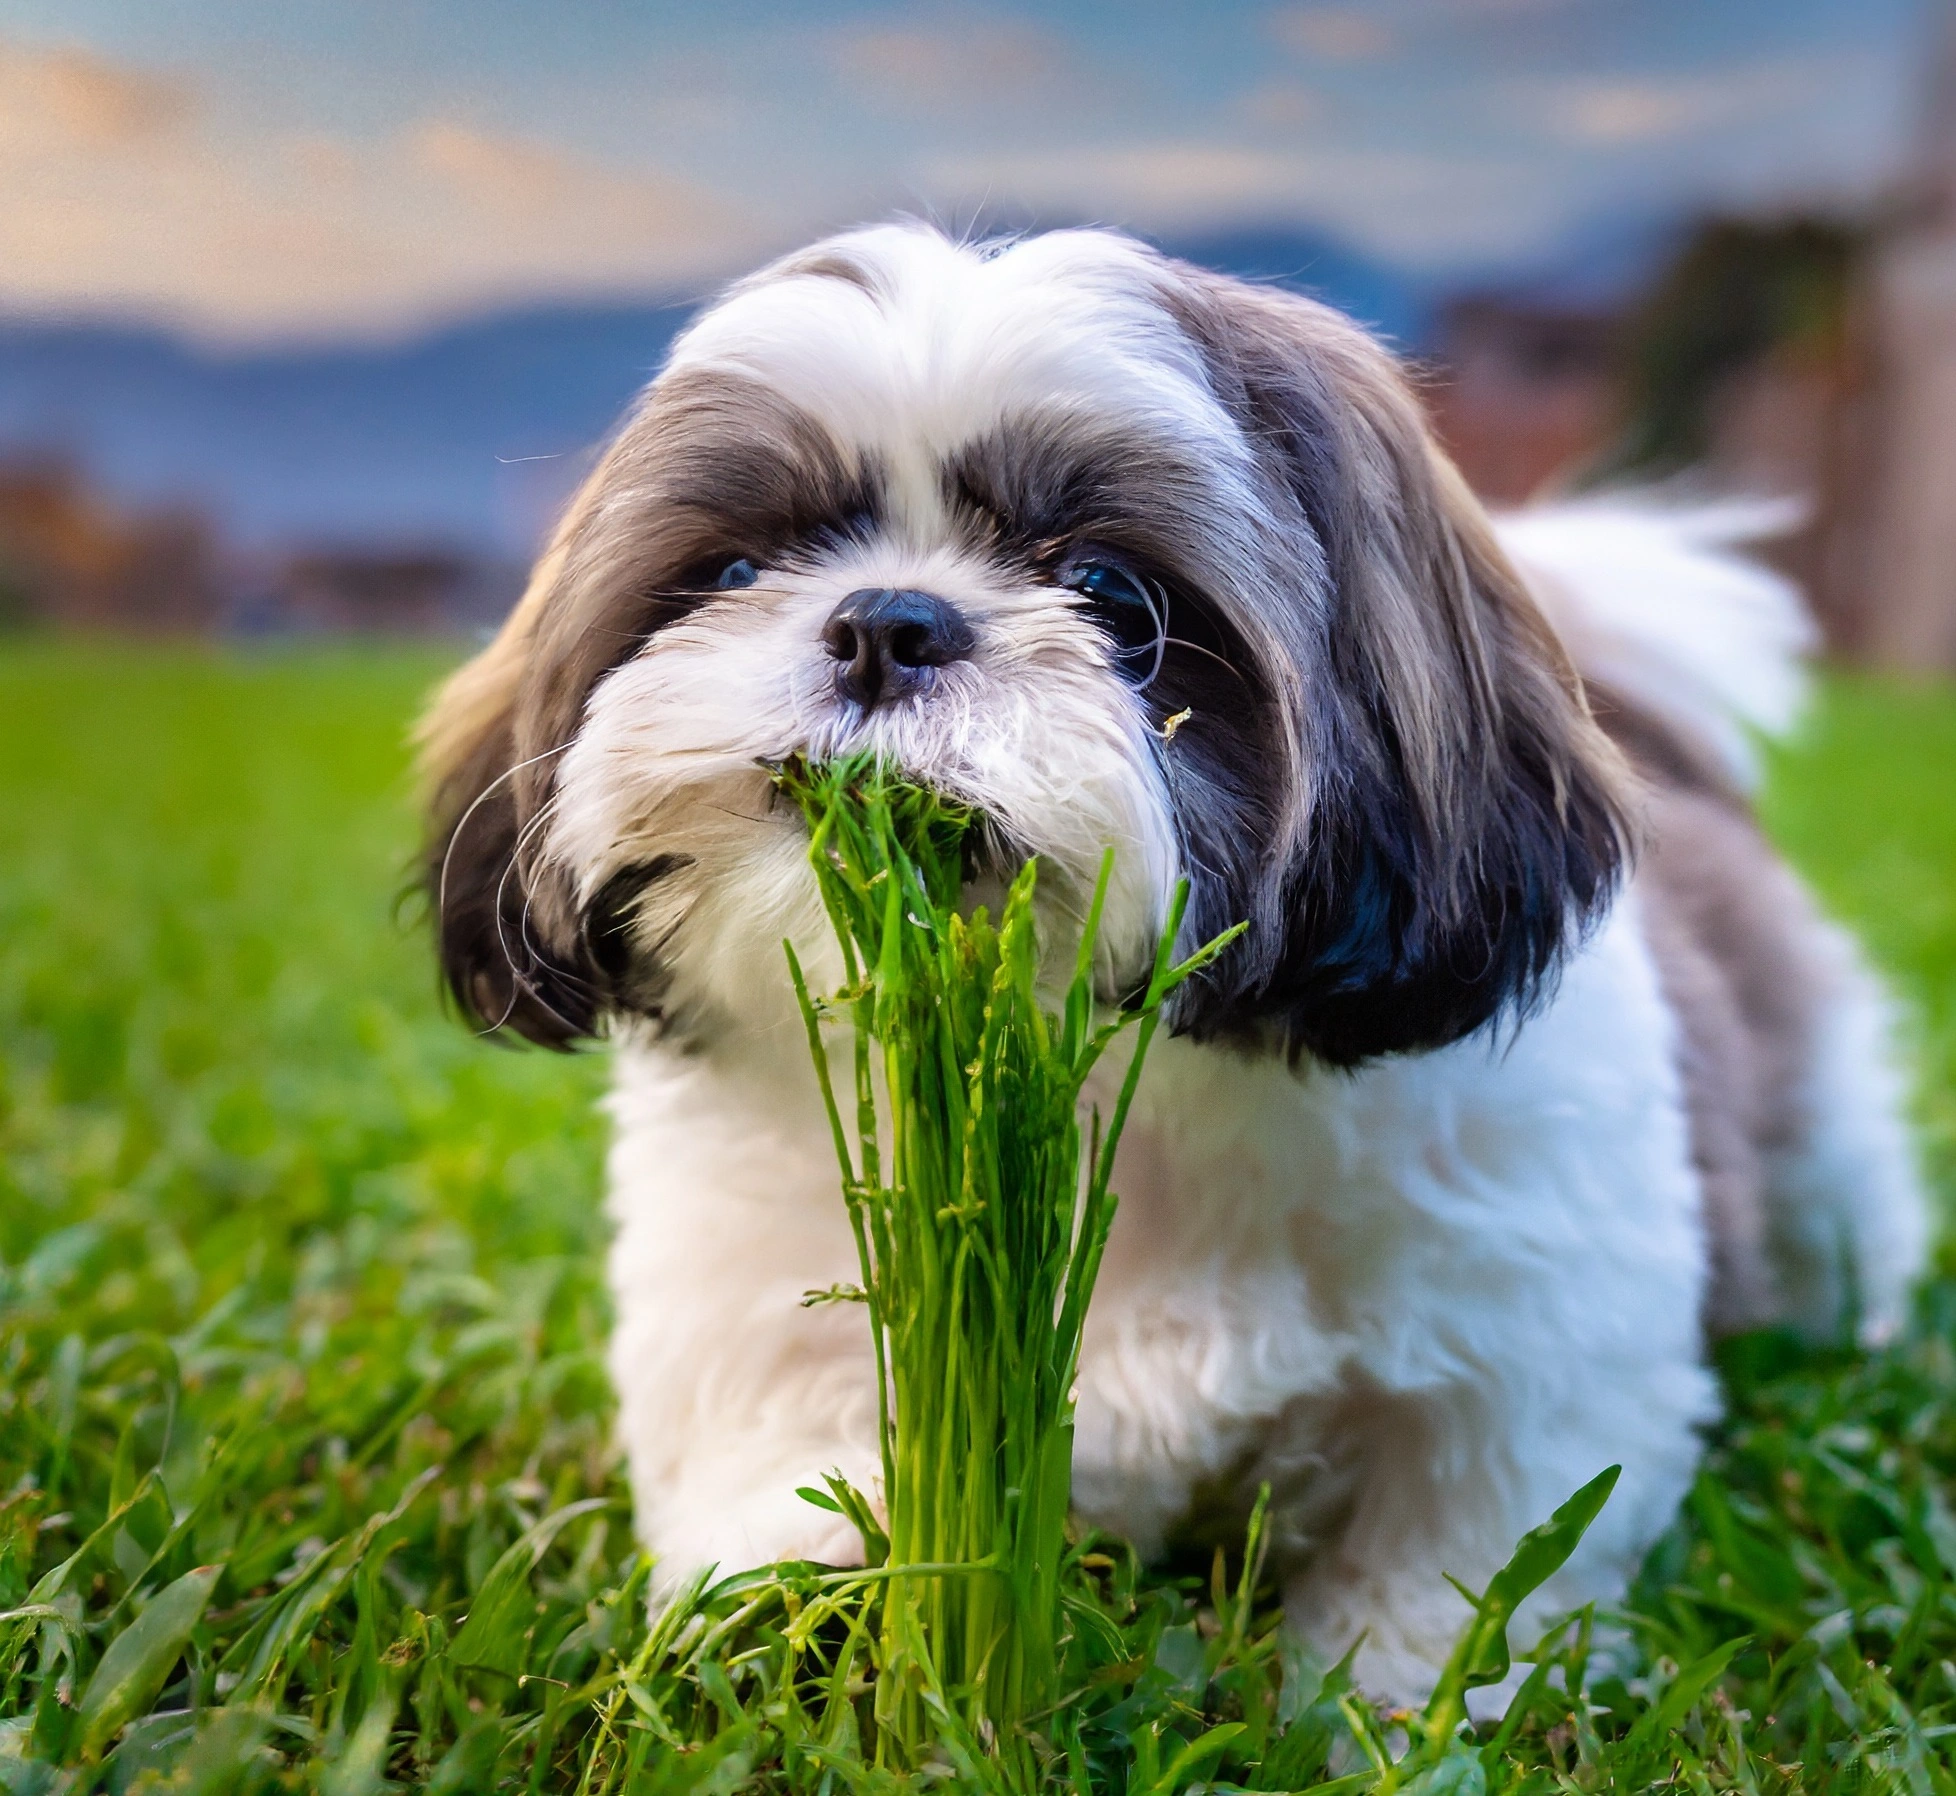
(771, 752, 1242, 1774)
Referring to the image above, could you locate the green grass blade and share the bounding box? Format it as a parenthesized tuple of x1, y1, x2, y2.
(74, 1562, 221, 1760)
(1421, 1465, 1621, 1755)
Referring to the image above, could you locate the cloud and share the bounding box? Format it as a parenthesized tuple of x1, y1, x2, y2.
(0, 10, 1912, 344)
(0, 40, 191, 144)
(0, 38, 770, 340)
(828, 16, 1071, 106)
(1237, 80, 1326, 130)
(1265, 0, 1583, 59)
(1412, 0, 1584, 19)
(1524, 57, 1833, 147)
(407, 120, 724, 244)
(922, 138, 1551, 266)
(1267, 8, 1396, 63)
(1036, 143, 1312, 213)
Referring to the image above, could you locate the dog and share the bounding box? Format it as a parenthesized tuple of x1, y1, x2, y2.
(418, 224, 1926, 1700)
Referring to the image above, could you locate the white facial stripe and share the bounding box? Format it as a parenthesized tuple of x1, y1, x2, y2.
(665, 226, 1248, 539)
(551, 550, 1156, 886)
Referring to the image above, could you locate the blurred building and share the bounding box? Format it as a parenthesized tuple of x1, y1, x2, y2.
(1423, 298, 1621, 508)
(266, 548, 511, 635)
(0, 455, 527, 637)
(0, 457, 223, 633)
(1858, 1, 1956, 670)
(1426, 5, 1956, 674)
(1424, 217, 1943, 669)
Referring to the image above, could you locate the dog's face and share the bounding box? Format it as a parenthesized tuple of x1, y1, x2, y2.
(422, 225, 1628, 1064)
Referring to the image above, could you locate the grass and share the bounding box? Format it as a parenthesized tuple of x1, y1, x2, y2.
(0, 642, 1951, 1791)
(775, 756, 1238, 1775)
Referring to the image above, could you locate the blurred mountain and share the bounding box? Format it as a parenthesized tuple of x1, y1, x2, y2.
(1438, 209, 1692, 317)
(1157, 226, 1433, 343)
(0, 218, 1670, 566)
(0, 302, 695, 561)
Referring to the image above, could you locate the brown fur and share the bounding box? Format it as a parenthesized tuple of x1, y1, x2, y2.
(421, 237, 1639, 1063)
(1590, 682, 1835, 1335)
(421, 229, 1648, 1070)
(418, 368, 876, 1041)
(1159, 266, 1635, 1061)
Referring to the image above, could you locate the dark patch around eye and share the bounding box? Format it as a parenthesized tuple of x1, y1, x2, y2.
(1063, 560, 1165, 685)
(935, 426, 1283, 971)
(799, 507, 881, 559)
(659, 553, 759, 598)
(662, 515, 880, 608)
(938, 427, 1261, 712)
(942, 439, 1128, 566)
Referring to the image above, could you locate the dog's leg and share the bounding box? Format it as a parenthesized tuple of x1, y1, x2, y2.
(1282, 1356, 1713, 1707)
(1274, 900, 1723, 1706)
(1764, 918, 1928, 1346)
(607, 1268, 881, 1593)
(1069, 1261, 1346, 1560)
(605, 1046, 882, 1593)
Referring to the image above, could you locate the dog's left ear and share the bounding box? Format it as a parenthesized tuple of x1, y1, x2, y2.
(414, 526, 607, 1049)
(1166, 269, 1633, 1066)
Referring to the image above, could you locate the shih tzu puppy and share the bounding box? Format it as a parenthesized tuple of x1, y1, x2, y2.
(418, 224, 1926, 1699)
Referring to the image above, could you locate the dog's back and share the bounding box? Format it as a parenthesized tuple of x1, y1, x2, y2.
(1499, 501, 1927, 1342)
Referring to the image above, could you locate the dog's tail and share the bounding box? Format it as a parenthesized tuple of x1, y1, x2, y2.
(1493, 496, 1815, 793)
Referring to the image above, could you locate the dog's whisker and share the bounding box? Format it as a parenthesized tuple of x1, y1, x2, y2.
(436, 740, 574, 930)
(491, 791, 567, 1005)
(1160, 636, 1249, 684)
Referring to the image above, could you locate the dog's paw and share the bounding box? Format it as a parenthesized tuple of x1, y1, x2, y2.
(646, 1478, 873, 1598)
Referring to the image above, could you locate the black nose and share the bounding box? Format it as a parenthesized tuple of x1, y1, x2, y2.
(821, 588, 975, 709)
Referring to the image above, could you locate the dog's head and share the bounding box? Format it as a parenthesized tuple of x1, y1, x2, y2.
(420, 224, 1629, 1065)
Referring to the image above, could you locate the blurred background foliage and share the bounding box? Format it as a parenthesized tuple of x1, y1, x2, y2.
(3, 3, 1956, 665)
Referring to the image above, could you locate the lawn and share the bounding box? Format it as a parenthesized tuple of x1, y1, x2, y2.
(0, 644, 1953, 1792)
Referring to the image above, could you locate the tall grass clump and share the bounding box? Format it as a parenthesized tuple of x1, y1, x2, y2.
(776, 755, 1241, 1772)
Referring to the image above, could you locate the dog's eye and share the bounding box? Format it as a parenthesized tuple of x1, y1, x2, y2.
(713, 558, 760, 591)
(1063, 560, 1164, 685)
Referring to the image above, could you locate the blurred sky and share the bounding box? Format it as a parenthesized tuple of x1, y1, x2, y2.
(0, 0, 1934, 344)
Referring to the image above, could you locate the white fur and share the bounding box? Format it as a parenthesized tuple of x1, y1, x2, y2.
(1767, 920, 1929, 1347)
(670, 227, 1249, 538)
(1497, 495, 1927, 1354)
(550, 538, 1180, 1037)
(1496, 497, 1815, 792)
(1076, 891, 1716, 1697)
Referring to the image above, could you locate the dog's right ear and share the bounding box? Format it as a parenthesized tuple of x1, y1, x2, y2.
(1159, 263, 1633, 1065)
(416, 533, 602, 1048)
